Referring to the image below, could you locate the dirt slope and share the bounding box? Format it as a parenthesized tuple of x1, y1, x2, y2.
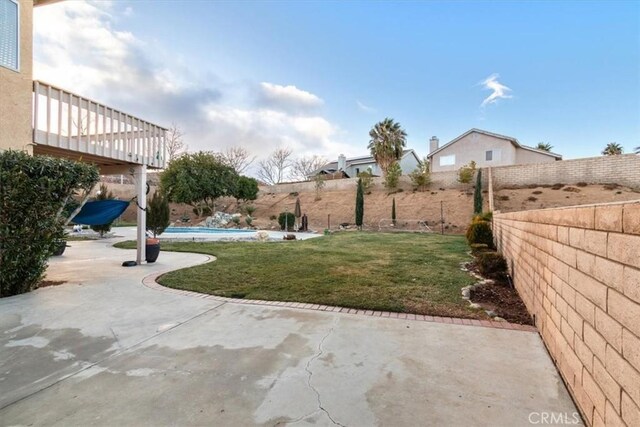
(113, 181, 639, 234)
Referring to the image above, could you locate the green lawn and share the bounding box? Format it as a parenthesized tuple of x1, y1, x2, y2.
(115, 233, 481, 318)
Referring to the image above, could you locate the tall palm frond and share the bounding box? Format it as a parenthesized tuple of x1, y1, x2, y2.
(367, 118, 407, 176)
(601, 142, 624, 156)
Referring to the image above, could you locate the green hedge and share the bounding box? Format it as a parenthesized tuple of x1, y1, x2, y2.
(0, 151, 99, 296)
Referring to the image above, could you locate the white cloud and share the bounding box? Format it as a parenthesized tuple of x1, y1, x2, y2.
(479, 74, 512, 108)
(356, 100, 376, 113)
(33, 1, 347, 171)
(258, 82, 323, 111)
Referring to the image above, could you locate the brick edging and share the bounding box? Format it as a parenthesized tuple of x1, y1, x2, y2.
(141, 262, 536, 333)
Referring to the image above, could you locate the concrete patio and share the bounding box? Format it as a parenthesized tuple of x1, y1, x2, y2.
(0, 238, 581, 426)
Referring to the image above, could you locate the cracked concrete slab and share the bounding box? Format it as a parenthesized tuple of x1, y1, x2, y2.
(0, 239, 581, 426)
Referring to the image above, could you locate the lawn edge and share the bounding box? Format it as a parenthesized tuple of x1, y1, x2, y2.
(141, 267, 537, 333)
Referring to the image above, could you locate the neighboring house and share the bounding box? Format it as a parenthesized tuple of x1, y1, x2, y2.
(315, 149, 421, 178)
(427, 129, 562, 173)
(0, 0, 166, 263)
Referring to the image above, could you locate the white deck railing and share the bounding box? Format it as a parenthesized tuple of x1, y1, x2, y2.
(33, 81, 166, 169)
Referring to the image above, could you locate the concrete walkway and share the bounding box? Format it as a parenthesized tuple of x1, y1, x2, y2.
(0, 239, 581, 426)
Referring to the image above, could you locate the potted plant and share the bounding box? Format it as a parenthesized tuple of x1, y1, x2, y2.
(146, 191, 170, 263)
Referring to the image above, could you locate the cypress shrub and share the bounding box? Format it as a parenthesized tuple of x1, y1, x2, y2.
(474, 168, 483, 214)
(278, 212, 295, 231)
(355, 178, 364, 229)
(466, 220, 494, 248)
(391, 197, 396, 225)
(147, 191, 170, 237)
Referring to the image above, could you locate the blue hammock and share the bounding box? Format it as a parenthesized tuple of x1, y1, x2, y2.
(71, 200, 130, 225)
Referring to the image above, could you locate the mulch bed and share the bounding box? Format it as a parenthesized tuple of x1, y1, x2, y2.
(37, 280, 66, 289)
(470, 283, 533, 325)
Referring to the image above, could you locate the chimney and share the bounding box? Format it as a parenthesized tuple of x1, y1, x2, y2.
(429, 136, 439, 154)
(337, 154, 346, 171)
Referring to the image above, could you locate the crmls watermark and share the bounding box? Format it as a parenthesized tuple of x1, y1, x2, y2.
(528, 412, 582, 425)
(529, 412, 582, 425)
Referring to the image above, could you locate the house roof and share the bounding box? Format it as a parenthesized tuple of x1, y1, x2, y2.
(427, 128, 562, 160)
(314, 149, 421, 175)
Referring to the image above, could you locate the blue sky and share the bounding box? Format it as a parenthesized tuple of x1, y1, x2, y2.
(34, 1, 640, 163)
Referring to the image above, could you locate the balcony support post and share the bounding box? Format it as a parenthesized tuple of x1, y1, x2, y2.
(134, 164, 147, 264)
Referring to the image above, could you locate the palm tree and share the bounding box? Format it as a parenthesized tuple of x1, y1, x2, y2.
(536, 142, 553, 152)
(602, 142, 624, 156)
(368, 118, 407, 176)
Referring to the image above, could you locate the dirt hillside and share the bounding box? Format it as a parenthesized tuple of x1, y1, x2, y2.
(112, 181, 639, 234)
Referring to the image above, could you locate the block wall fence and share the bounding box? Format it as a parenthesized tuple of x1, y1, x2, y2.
(493, 201, 640, 426)
(261, 154, 640, 194)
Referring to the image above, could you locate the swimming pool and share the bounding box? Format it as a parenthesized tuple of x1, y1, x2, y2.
(164, 227, 255, 234)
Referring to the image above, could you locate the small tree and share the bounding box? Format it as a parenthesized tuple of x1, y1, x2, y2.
(355, 178, 364, 230)
(91, 184, 115, 237)
(165, 123, 187, 163)
(457, 161, 476, 184)
(146, 191, 170, 238)
(384, 161, 402, 191)
(357, 170, 374, 193)
(257, 147, 293, 184)
(233, 176, 259, 203)
(391, 197, 397, 226)
(278, 212, 295, 231)
(409, 158, 431, 191)
(314, 174, 325, 201)
(244, 205, 256, 216)
(474, 168, 483, 214)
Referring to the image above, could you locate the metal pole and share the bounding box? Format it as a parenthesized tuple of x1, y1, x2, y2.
(440, 201, 444, 235)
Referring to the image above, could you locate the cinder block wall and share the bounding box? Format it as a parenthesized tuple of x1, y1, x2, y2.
(261, 154, 640, 194)
(493, 154, 640, 190)
(493, 201, 640, 426)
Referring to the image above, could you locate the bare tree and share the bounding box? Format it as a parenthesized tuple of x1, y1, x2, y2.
(257, 148, 293, 185)
(290, 155, 327, 182)
(217, 146, 256, 174)
(165, 123, 187, 163)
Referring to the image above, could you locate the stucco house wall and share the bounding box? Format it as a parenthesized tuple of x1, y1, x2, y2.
(515, 147, 559, 164)
(430, 133, 517, 172)
(0, 0, 33, 153)
(429, 129, 561, 172)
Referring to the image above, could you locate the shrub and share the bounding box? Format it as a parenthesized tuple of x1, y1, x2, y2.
(498, 195, 509, 201)
(466, 220, 494, 248)
(457, 161, 476, 184)
(357, 170, 374, 192)
(477, 251, 508, 282)
(355, 178, 364, 229)
(0, 151, 99, 297)
(244, 205, 256, 216)
(192, 206, 212, 217)
(473, 211, 493, 222)
(314, 175, 325, 201)
(146, 191, 170, 238)
(91, 184, 115, 237)
(391, 197, 397, 225)
(576, 182, 588, 187)
(473, 168, 483, 214)
(245, 216, 253, 227)
(532, 190, 543, 195)
(527, 196, 538, 202)
(278, 212, 295, 231)
(409, 158, 431, 191)
(384, 161, 402, 191)
(231, 216, 241, 226)
(269, 214, 277, 221)
(470, 243, 491, 255)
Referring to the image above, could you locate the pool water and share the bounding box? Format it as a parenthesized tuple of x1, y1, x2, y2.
(164, 227, 255, 234)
